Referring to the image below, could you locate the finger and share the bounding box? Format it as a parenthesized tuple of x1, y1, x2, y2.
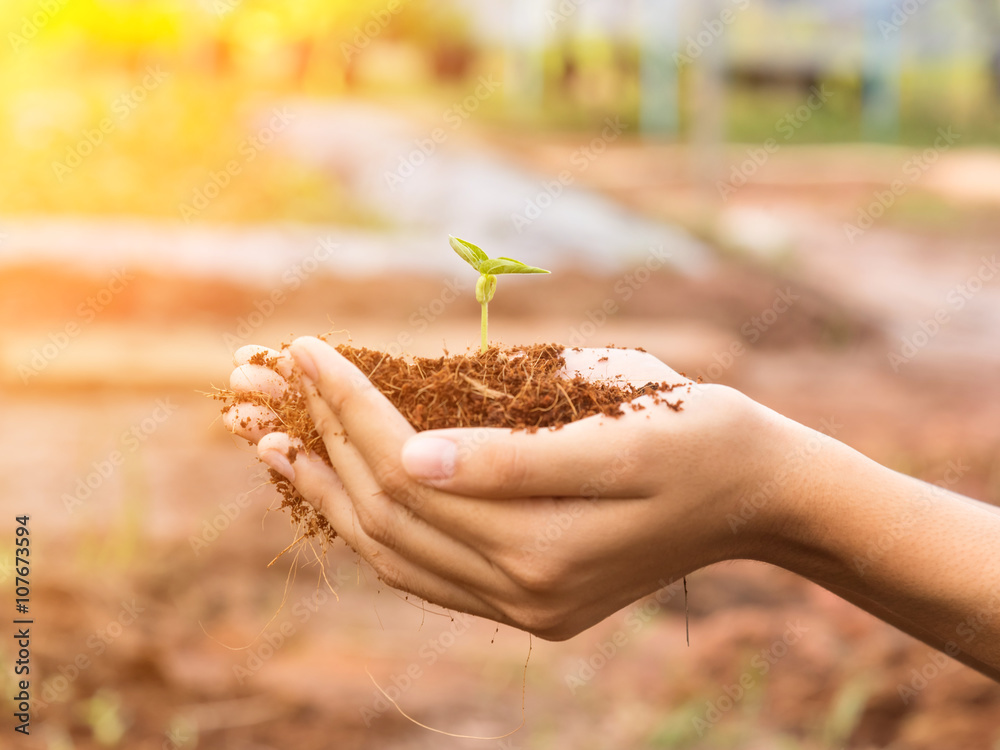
(288, 339, 510, 532)
(295, 376, 520, 555)
(234, 344, 294, 378)
(230, 364, 287, 399)
(223, 402, 284, 444)
(258, 432, 504, 616)
(288, 336, 418, 499)
(295, 374, 505, 586)
(399, 411, 661, 499)
(258, 431, 352, 522)
(234, 344, 277, 366)
(561, 347, 688, 386)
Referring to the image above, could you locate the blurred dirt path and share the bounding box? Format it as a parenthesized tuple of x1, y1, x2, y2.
(0, 102, 713, 281)
(275, 99, 713, 276)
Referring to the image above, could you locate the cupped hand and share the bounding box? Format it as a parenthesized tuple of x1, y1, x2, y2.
(224, 338, 788, 640)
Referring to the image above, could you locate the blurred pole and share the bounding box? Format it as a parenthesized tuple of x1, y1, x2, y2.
(505, 0, 547, 111)
(968, 0, 1000, 105)
(861, 0, 902, 141)
(691, 0, 726, 186)
(639, 0, 680, 136)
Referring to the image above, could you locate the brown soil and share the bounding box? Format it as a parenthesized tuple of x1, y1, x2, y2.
(217, 341, 686, 547)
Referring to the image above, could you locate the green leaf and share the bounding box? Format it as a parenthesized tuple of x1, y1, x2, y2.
(478, 258, 550, 275)
(449, 235, 489, 269)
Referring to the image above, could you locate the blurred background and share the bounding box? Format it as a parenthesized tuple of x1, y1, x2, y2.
(2, 0, 999, 747)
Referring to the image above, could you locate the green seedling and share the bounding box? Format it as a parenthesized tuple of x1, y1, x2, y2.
(449, 235, 550, 353)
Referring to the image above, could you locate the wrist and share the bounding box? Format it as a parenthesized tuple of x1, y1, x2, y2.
(722, 399, 852, 573)
(677, 386, 830, 567)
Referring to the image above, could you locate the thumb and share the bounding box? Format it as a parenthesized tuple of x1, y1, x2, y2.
(399, 417, 654, 500)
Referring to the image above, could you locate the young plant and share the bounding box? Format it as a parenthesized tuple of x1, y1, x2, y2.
(449, 235, 550, 353)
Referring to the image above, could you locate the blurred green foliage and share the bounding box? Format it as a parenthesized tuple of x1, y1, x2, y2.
(0, 0, 996, 223)
(0, 0, 469, 222)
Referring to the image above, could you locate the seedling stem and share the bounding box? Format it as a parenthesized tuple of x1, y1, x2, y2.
(450, 236, 549, 353)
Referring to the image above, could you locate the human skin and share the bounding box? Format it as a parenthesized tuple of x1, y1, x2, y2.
(225, 336, 1000, 682)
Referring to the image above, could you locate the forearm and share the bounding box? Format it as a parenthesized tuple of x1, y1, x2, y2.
(755, 416, 1000, 681)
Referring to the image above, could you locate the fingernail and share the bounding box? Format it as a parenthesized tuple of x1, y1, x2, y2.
(290, 344, 319, 382)
(260, 449, 295, 482)
(401, 436, 456, 481)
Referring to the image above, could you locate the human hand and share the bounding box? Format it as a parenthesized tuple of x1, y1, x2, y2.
(224, 338, 793, 640)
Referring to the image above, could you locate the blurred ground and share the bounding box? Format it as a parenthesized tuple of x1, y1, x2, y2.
(3, 104, 1000, 750)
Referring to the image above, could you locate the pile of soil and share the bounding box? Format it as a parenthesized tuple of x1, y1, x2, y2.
(218, 341, 685, 545)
